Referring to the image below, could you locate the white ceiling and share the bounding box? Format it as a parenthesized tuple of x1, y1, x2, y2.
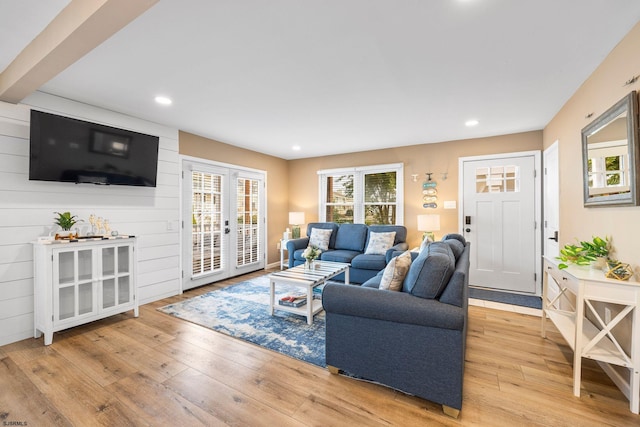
(3, 1, 640, 159)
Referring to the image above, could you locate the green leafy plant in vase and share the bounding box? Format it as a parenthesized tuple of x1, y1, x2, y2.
(54, 211, 81, 239)
(558, 236, 610, 269)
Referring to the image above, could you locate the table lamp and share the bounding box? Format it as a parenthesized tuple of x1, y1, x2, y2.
(289, 212, 305, 239)
(417, 214, 440, 242)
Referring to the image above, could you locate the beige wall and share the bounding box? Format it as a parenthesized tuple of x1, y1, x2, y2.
(544, 21, 640, 268)
(289, 131, 542, 249)
(179, 131, 289, 264)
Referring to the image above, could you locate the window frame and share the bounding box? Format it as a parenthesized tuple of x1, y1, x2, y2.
(318, 163, 404, 225)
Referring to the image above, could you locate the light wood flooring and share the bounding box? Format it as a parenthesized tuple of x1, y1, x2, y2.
(1, 269, 638, 426)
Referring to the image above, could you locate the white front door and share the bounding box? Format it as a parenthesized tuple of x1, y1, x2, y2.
(182, 159, 265, 290)
(543, 141, 560, 259)
(461, 151, 541, 294)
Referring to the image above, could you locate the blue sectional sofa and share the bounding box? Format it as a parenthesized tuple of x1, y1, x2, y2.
(322, 234, 470, 418)
(286, 222, 408, 284)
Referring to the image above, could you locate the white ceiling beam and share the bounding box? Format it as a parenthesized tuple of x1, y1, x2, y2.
(0, 0, 158, 104)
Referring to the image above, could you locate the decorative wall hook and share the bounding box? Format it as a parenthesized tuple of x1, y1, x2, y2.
(411, 174, 419, 182)
(624, 75, 639, 86)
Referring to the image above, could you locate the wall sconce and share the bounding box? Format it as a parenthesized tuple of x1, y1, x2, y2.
(288, 212, 305, 239)
(417, 214, 441, 242)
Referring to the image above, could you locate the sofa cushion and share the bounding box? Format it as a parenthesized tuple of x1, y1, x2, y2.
(334, 223, 368, 251)
(402, 242, 455, 299)
(365, 231, 396, 255)
(443, 238, 464, 260)
(321, 249, 360, 264)
(351, 253, 387, 271)
(309, 228, 333, 251)
(380, 250, 412, 291)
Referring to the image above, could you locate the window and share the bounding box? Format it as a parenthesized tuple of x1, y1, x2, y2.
(587, 140, 629, 195)
(319, 164, 403, 225)
(475, 165, 520, 193)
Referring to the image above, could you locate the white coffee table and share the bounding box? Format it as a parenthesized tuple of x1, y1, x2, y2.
(269, 261, 350, 324)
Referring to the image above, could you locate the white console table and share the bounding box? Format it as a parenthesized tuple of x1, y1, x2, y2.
(541, 256, 640, 413)
(33, 237, 138, 345)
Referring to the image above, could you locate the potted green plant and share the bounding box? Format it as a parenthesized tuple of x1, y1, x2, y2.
(558, 236, 610, 269)
(54, 211, 81, 239)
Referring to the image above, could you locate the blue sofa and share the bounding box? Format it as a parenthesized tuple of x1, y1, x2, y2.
(322, 234, 470, 418)
(286, 222, 408, 284)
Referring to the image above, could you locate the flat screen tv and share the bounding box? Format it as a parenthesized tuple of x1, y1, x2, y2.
(29, 110, 160, 187)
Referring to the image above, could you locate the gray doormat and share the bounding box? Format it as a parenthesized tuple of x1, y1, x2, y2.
(469, 287, 541, 309)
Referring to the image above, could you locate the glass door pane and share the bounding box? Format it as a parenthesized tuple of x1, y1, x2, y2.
(58, 251, 75, 284)
(236, 177, 260, 266)
(118, 277, 130, 304)
(102, 247, 115, 276)
(103, 278, 116, 308)
(118, 246, 129, 273)
(78, 282, 93, 315)
(58, 286, 75, 320)
(192, 171, 224, 277)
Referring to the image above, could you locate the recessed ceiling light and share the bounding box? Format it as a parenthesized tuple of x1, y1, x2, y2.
(155, 96, 172, 105)
(465, 119, 479, 127)
(292, 145, 301, 151)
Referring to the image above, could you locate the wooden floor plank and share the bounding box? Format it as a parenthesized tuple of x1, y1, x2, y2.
(1, 268, 638, 426)
(106, 371, 226, 426)
(0, 356, 71, 426)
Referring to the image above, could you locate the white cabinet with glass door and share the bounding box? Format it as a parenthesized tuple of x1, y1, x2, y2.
(34, 238, 138, 345)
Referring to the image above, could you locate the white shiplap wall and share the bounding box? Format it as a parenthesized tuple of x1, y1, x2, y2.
(0, 92, 181, 346)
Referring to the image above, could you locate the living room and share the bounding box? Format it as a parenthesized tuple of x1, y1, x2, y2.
(2, 1, 640, 425)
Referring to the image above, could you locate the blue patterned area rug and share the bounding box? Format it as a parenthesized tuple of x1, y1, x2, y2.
(158, 275, 326, 367)
(469, 287, 542, 309)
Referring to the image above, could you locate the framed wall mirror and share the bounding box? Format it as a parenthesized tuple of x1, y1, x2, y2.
(582, 91, 640, 207)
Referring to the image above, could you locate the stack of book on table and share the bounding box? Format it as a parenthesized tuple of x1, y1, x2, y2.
(279, 293, 307, 307)
(313, 285, 324, 300)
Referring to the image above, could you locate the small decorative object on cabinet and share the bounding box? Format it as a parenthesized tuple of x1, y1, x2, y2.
(53, 211, 81, 239)
(605, 261, 633, 281)
(33, 237, 138, 345)
(542, 255, 640, 413)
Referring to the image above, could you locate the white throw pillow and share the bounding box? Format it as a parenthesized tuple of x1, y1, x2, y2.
(309, 228, 332, 251)
(380, 251, 412, 291)
(365, 231, 396, 255)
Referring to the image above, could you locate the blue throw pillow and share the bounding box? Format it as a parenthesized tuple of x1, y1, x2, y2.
(402, 242, 455, 299)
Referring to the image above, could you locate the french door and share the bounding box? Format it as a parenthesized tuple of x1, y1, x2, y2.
(460, 151, 541, 295)
(182, 159, 265, 290)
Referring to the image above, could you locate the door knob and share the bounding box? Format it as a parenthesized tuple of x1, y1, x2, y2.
(465, 228, 471, 233)
(225, 227, 231, 234)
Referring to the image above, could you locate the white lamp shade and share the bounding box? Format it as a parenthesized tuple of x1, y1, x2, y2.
(289, 212, 305, 225)
(417, 214, 441, 232)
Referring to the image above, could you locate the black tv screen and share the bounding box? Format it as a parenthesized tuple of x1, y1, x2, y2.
(29, 110, 159, 187)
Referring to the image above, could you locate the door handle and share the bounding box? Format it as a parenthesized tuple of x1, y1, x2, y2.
(225, 227, 231, 234)
(548, 230, 558, 242)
